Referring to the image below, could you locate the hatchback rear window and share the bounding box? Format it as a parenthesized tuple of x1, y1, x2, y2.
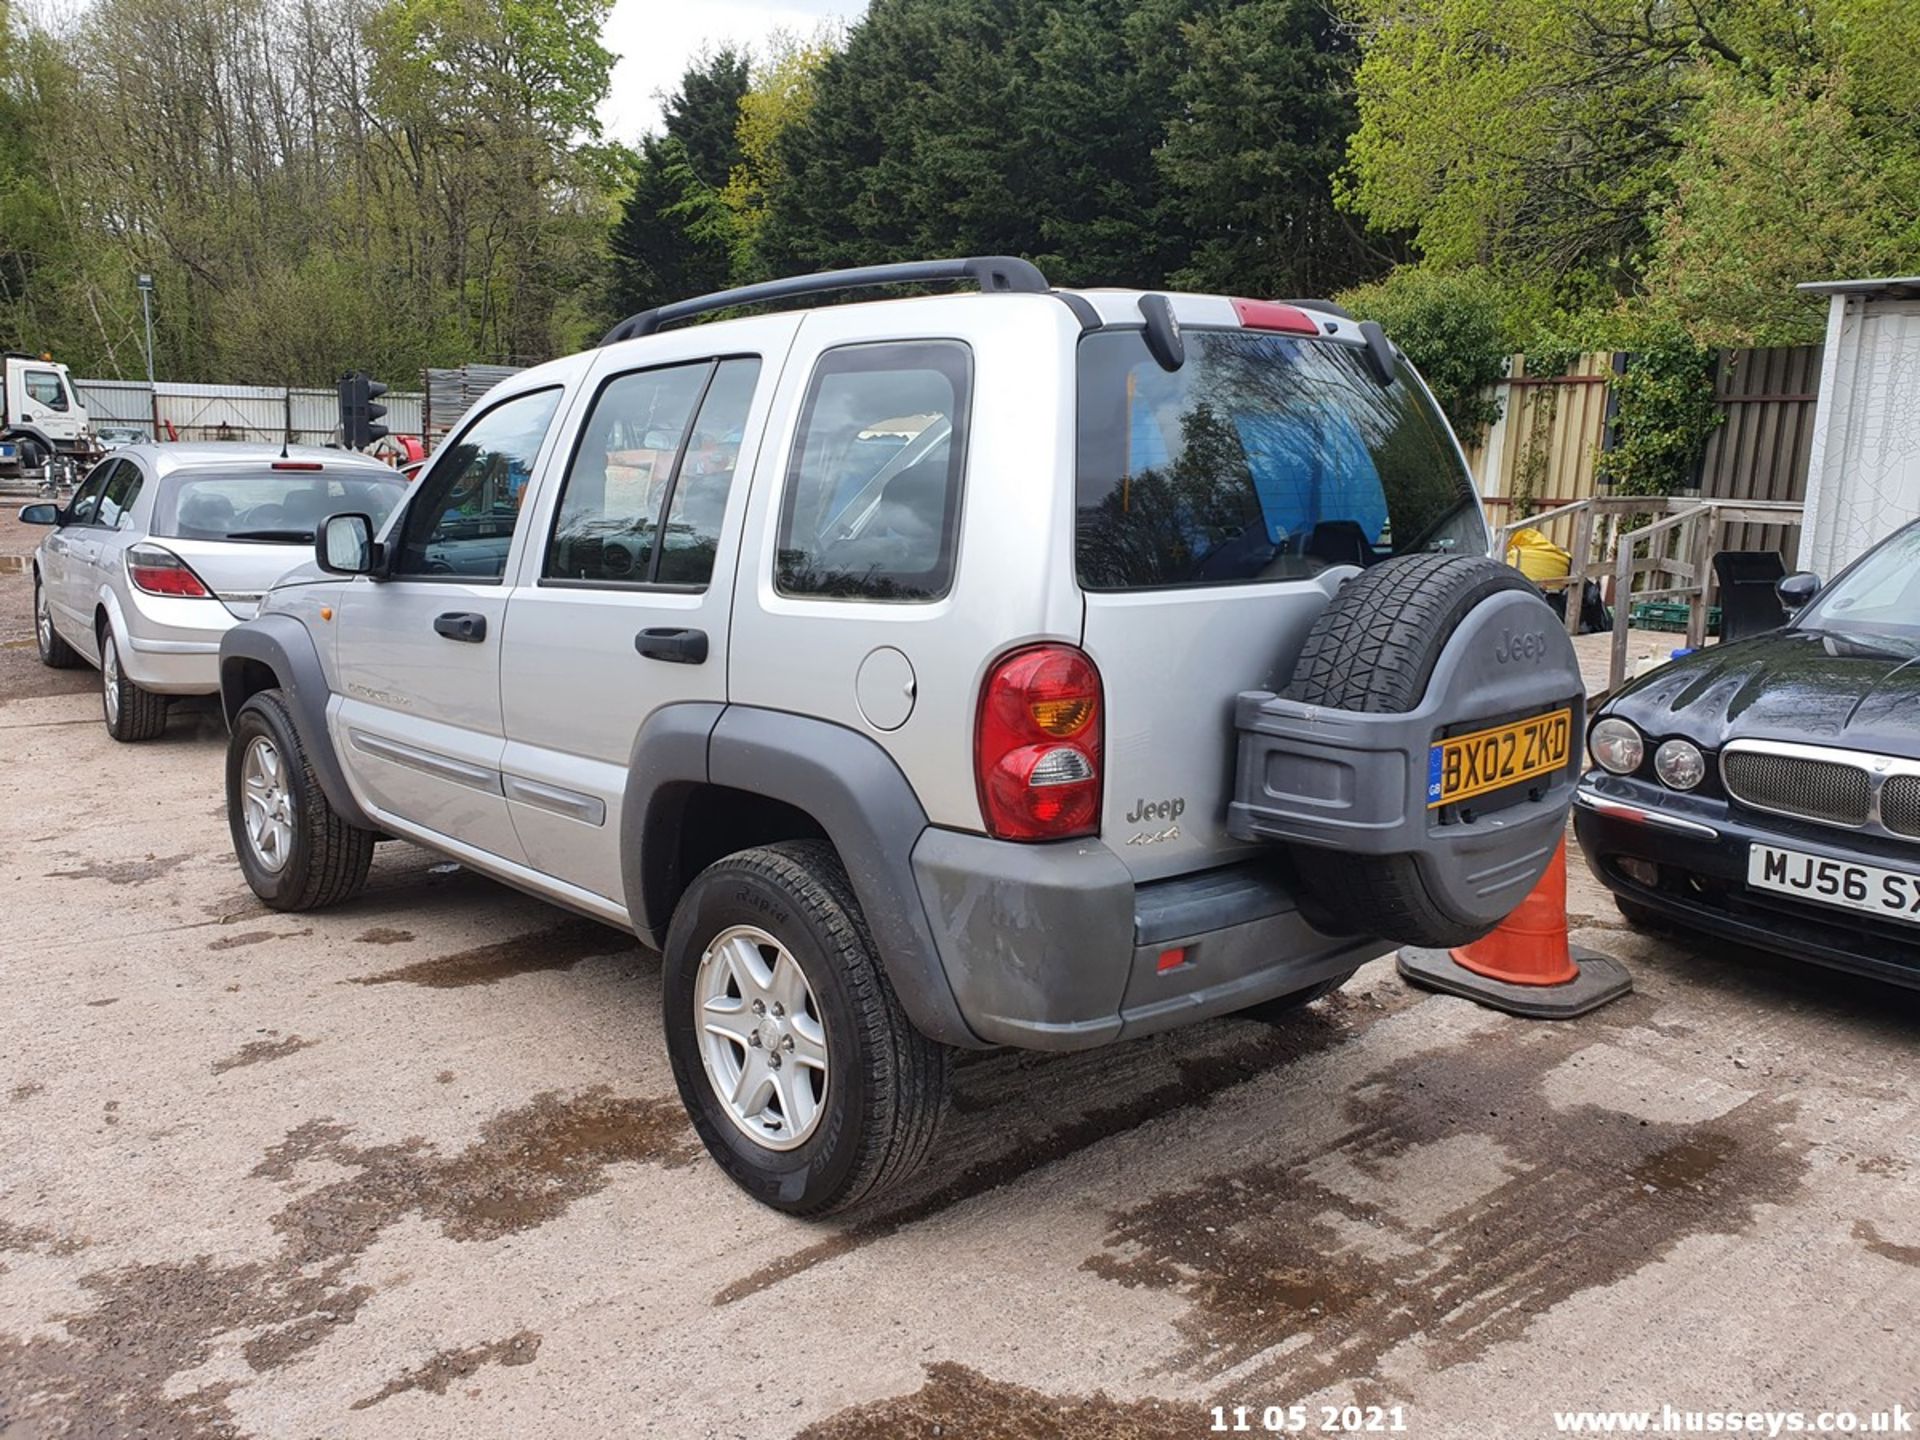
(1075, 329, 1484, 589)
(159, 469, 406, 543)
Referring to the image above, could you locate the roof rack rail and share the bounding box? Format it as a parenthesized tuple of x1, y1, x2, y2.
(1276, 298, 1356, 320)
(600, 256, 1050, 346)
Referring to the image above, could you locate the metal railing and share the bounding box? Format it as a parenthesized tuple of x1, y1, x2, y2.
(1493, 496, 1804, 692)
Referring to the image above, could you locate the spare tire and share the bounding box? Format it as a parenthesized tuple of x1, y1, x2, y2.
(1275, 552, 1575, 948)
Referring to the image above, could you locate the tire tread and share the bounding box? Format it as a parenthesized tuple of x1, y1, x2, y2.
(1280, 554, 1541, 949)
(233, 689, 374, 910)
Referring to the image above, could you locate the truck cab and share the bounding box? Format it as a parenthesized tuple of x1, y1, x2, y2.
(2, 353, 93, 477)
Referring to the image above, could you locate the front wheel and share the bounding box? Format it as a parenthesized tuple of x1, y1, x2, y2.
(101, 628, 168, 741)
(662, 840, 949, 1216)
(226, 689, 374, 910)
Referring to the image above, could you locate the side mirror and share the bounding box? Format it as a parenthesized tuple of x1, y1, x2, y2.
(1777, 571, 1822, 612)
(317, 512, 380, 576)
(17, 503, 59, 526)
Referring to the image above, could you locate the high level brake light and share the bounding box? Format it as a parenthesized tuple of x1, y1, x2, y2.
(1231, 298, 1319, 335)
(126, 543, 212, 598)
(975, 644, 1103, 841)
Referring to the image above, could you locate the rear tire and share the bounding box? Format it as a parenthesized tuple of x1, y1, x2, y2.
(100, 628, 168, 741)
(662, 840, 949, 1216)
(1282, 553, 1545, 949)
(33, 574, 80, 669)
(227, 688, 374, 910)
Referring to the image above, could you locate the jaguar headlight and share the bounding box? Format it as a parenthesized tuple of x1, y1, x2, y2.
(1654, 738, 1706, 791)
(1590, 718, 1645, 775)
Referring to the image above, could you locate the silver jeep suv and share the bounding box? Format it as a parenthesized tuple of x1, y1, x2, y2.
(218, 258, 1585, 1214)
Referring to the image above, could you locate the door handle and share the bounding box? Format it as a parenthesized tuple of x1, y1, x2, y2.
(635, 627, 708, 664)
(433, 611, 487, 643)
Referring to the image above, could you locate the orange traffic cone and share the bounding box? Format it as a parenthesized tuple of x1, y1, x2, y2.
(1397, 839, 1631, 1018)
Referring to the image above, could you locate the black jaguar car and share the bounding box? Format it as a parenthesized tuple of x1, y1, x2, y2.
(1574, 519, 1920, 990)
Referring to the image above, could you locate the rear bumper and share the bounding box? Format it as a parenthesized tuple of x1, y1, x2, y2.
(117, 591, 234, 694)
(1571, 775, 1920, 990)
(120, 634, 222, 693)
(910, 829, 1386, 1050)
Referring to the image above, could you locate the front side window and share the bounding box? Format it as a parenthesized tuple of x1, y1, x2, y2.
(545, 356, 760, 587)
(776, 341, 970, 602)
(96, 460, 145, 528)
(1076, 329, 1484, 589)
(65, 461, 117, 526)
(392, 388, 561, 580)
(25, 371, 68, 411)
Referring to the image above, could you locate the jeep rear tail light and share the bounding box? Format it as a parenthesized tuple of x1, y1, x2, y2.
(126, 543, 212, 598)
(976, 644, 1103, 841)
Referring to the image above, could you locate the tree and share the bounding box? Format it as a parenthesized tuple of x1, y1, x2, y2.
(1152, 0, 1397, 298)
(722, 32, 834, 280)
(609, 50, 748, 316)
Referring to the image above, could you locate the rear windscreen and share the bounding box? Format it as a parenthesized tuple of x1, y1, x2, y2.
(1075, 329, 1485, 590)
(158, 470, 406, 543)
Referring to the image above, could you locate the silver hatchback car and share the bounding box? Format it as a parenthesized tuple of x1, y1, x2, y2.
(22, 443, 406, 740)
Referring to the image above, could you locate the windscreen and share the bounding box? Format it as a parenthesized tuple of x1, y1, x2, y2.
(158, 469, 406, 543)
(1795, 521, 1920, 656)
(1076, 329, 1485, 589)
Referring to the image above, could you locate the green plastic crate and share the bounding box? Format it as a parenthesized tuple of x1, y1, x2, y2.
(1628, 601, 1720, 636)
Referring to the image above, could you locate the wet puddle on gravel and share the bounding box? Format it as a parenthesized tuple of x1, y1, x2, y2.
(0, 1086, 696, 1436)
(1076, 1018, 1809, 1399)
(796, 1361, 1192, 1439)
(715, 990, 1409, 1307)
(346, 917, 626, 988)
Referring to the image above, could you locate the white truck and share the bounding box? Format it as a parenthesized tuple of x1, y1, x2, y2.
(1, 353, 94, 482)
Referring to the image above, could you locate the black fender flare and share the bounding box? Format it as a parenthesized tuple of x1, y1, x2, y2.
(621, 704, 984, 1049)
(218, 614, 373, 830)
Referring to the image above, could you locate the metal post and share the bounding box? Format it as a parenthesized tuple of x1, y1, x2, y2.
(136, 274, 155, 388)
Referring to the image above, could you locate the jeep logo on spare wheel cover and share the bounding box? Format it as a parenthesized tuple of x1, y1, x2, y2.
(1227, 553, 1584, 950)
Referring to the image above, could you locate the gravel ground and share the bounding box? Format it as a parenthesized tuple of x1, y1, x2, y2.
(1, 595, 1916, 1439)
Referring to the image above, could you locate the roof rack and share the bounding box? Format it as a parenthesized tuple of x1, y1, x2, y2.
(600, 256, 1051, 346)
(1276, 299, 1356, 320)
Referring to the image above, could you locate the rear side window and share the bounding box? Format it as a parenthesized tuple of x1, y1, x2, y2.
(776, 341, 970, 602)
(545, 356, 761, 588)
(1075, 329, 1484, 590)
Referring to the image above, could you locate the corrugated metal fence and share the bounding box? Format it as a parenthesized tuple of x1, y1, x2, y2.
(70, 379, 426, 447)
(424, 365, 523, 436)
(1464, 344, 1820, 559)
(1698, 346, 1821, 556)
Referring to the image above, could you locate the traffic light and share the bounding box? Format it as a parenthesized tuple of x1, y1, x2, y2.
(337, 371, 390, 450)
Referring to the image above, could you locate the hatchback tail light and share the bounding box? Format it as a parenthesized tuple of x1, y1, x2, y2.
(976, 644, 1103, 841)
(126, 543, 212, 598)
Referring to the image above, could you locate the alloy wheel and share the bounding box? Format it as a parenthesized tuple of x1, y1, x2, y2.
(240, 735, 294, 874)
(101, 636, 120, 727)
(694, 925, 830, 1151)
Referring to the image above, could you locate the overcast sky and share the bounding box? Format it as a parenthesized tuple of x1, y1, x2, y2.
(597, 0, 868, 146)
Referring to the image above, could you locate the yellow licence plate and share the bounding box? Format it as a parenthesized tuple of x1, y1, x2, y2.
(1427, 709, 1571, 808)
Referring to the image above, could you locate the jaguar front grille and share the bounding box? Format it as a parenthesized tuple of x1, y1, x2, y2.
(1720, 748, 1873, 827)
(1880, 774, 1920, 840)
